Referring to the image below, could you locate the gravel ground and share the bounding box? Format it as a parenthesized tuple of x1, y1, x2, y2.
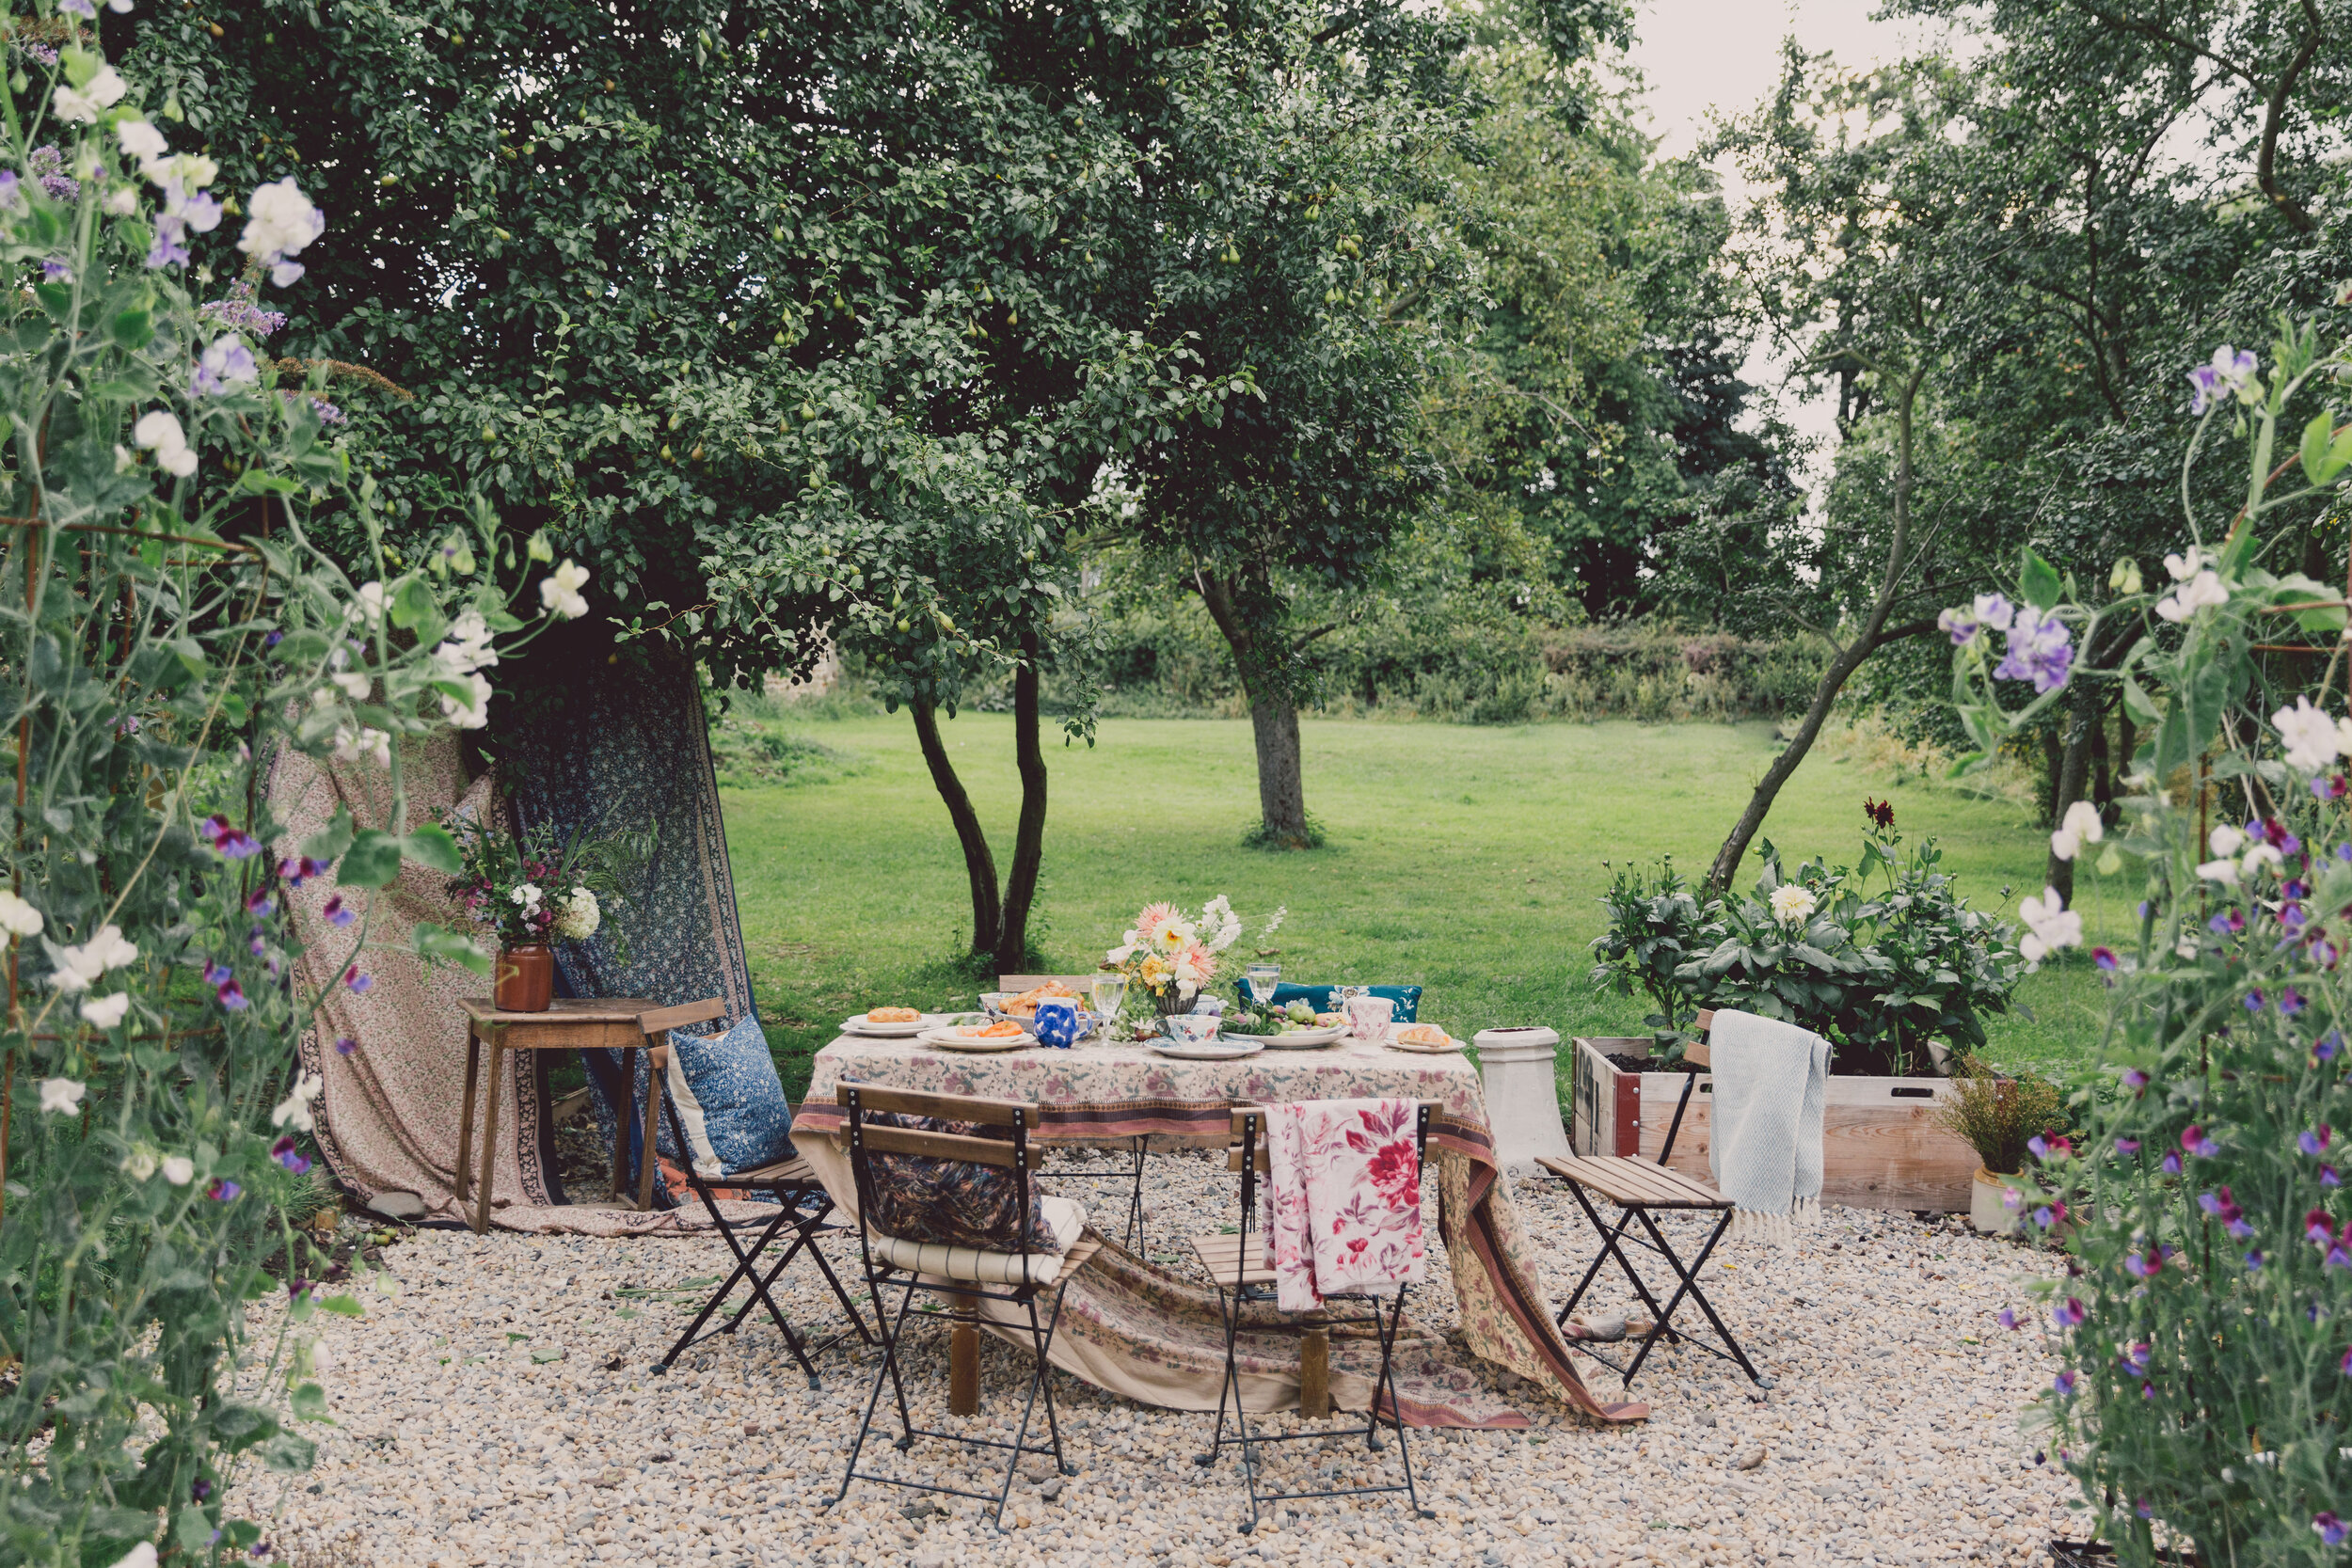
(262, 1150, 2085, 1568)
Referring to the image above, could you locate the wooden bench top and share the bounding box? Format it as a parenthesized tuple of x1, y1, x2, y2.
(1536, 1154, 1729, 1209)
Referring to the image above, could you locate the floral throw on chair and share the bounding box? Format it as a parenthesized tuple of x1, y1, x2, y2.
(1262, 1099, 1429, 1312)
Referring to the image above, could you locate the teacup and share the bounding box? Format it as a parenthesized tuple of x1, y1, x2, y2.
(1033, 997, 1080, 1048)
(1160, 1011, 1223, 1047)
(1343, 993, 1396, 1042)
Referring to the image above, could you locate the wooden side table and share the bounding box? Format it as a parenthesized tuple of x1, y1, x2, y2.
(457, 996, 657, 1234)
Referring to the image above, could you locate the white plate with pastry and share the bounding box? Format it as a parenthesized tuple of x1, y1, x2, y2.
(917, 1022, 1037, 1053)
(842, 1008, 930, 1037)
(1383, 1022, 1465, 1053)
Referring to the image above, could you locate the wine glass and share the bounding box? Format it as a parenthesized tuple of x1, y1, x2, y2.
(1090, 973, 1129, 1025)
(1244, 963, 1280, 1008)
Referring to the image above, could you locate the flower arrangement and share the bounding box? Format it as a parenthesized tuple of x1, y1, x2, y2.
(1103, 895, 1282, 1012)
(443, 817, 651, 954)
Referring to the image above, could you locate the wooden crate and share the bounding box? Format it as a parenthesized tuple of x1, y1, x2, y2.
(1569, 1036, 1979, 1212)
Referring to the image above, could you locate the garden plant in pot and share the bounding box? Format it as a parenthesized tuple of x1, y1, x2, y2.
(1936, 1054, 2066, 1235)
(446, 819, 648, 1010)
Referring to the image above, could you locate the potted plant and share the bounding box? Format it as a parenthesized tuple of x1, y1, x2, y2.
(446, 818, 647, 1011)
(1937, 1054, 2066, 1235)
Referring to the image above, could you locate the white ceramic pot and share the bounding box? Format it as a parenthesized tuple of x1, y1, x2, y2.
(1971, 1166, 2023, 1236)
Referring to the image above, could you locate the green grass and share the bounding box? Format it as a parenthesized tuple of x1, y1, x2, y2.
(724, 713, 2133, 1102)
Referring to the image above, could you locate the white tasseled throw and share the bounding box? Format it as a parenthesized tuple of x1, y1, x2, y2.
(1705, 1008, 1832, 1244)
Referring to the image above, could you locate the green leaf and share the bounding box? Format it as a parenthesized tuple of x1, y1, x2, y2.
(301, 808, 355, 864)
(414, 922, 492, 974)
(170, 637, 208, 678)
(2301, 411, 2336, 485)
(223, 1520, 264, 1550)
(389, 576, 438, 631)
(530, 1345, 564, 1363)
(289, 1382, 335, 1422)
(316, 1294, 364, 1318)
(208, 1402, 278, 1451)
(2122, 676, 2162, 726)
(402, 824, 463, 873)
(338, 829, 405, 888)
(106, 308, 152, 351)
(174, 1509, 216, 1552)
(2018, 546, 2061, 611)
(261, 1433, 317, 1474)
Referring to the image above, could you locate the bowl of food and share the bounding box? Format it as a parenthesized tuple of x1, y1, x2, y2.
(982, 979, 1083, 1021)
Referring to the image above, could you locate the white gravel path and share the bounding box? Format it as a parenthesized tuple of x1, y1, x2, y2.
(262, 1151, 2085, 1568)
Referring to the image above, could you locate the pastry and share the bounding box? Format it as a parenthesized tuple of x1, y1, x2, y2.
(956, 1020, 1025, 1038)
(1394, 1022, 1449, 1048)
(1007, 979, 1078, 1015)
(866, 1006, 921, 1023)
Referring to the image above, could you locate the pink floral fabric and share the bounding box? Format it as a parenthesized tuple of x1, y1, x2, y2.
(1262, 1099, 1428, 1311)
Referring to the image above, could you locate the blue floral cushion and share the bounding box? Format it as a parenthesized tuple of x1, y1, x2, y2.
(1265, 983, 1422, 1022)
(660, 1013, 795, 1178)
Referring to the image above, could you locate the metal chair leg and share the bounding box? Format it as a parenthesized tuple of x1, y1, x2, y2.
(836, 1283, 922, 1509)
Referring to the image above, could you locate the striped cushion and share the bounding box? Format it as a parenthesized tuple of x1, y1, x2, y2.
(866, 1195, 1088, 1286)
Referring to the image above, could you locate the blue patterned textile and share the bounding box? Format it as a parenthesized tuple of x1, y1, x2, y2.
(1265, 983, 1422, 1022)
(497, 634, 767, 1206)
(662, 1014, 796, 1177)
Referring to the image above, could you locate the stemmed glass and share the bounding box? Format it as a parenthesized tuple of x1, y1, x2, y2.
(1244, 963, 1280, 1008)
(1090, 973, 1129, 1031)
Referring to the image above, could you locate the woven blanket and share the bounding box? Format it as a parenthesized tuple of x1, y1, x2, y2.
(1262, 1100, 1428, 1312)
(1705, 1007, 1832, 1243)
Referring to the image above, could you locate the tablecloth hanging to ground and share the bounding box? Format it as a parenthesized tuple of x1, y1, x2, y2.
(497, 632, 767, 1207)
(272, 735, 750, 1234)
(792, 1037, 1651, 1429)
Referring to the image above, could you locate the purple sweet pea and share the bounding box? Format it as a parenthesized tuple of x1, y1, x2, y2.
(1937, 606, 1980, 646)
(2305, 1127, 2334, 1157)
(246, 890, 276, 916)
(2282, 986, 2308, 1015)
(2324, 1031, 2347, 1063)
(2327, 1165, 2342, 1188)
(2120, 1342, 2151, 1374)
(2052, 1370, 2077, 1398)
(2091, 945, 2118, 972)
(2311, 1208, 2337, 1243)
(323, 894, 357, 928)
(2122, 1068, 2150, 1092)
(192, 336, 259, 397)
(278, 856, 328, 887)
(207, 1178, 242, 1201)
(335, 1037, 358, 1056)
(2162, 1152, 2183, 1175)
(2052, 1297, 2087, 1328)
(2116, 1137, 2141, 1155)
(2124, 1251, 2162, 1278)
(270, 1134, 311, 1176)
(343, 964, 372, 994)
(2318, 1513, 2348, 1548)
(2246, 1250, 2266, 1270)
(1994, 605, 2074, 693)
(2183, 1125, 2218, 1158)
(1997, 1308, 2020, 1331)
(2246, 990, 2267, 1013)
(215, 977, 247, 1011)
(40, 258, 70, 284)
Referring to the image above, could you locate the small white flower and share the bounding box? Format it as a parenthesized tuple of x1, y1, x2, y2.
(2197, 858, 2242, 885)
(330, 671, 371, 701)
(79, 991, 131, 1029)
(1769, 884, 1818, 927)
(437, 609, 500, 674)
(155, 444, 197, 478)
(2209, 824, 2247, 858)
(2050, 800, 2106, 862)
(116, 119, 167, 161)
(2163, 547, 2209, 582)
(2243, 843, 2285, 878)
(348, 581, 389, 624)
(510, 883, 542, 909)
(102, 185, 135, 215)
(119, 1148, 157, 1181)
(0, 891, 42, 939)
(51, 923, 141, 991)
(330, 724, 390, 769)
(39, 1078, 86, 1116)
(2155, 570, 2228, 623)
(538, 559, 591, 620)
(2276, 696, 2342, 774)
(161, 1154, 194, 1185)
(106, 0, 133, 12)
(237, 177, 326, 272)
(438, 671, 492, 730)
(133, 409, 184, 452)
(271, 1071, 325, 1132)
(2016, 885, 2083, 968)
(53, 66, 127, 124)
(106, 1543, 157, 1568)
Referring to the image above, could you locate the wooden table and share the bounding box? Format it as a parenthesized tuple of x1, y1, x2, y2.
(457, 997, 657, 1234)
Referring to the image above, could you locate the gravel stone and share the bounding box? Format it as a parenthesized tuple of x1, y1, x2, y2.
(259, 1149, 2080, 1567)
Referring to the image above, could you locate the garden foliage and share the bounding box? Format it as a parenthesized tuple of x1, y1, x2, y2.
(0, 15, 578, 1559)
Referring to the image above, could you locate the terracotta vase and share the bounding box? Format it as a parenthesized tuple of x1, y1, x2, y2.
(495, 943, 554, 1013)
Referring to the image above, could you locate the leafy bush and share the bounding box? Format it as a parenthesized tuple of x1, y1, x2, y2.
(1937, 1054, 2068, 1175)
(1943, 320, 2352, 1563)
(1592, 808, 2026, 1074)
(0, 27, 576, 1559)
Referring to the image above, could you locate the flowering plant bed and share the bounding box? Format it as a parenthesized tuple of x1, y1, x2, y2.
(1570, 1035, 1980, 1211)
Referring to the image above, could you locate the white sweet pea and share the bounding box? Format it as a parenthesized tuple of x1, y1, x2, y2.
(2017, 886, 2083, 967)
(115, 119, 167, 161)
(330, 724, 390, 769)
(105, 1542, 157, 1568)
(161, 1154, 194, 1185)
(2277, 697, 2343, 774)
(53, 66, 127, 124)
(132, 408, 198, 478)
(538, 560, 591, 619)
(2051, 800, 2106, 862)
(439, 671, 492, 729)
(330, 671, 371, 701)
(39, 1078, 85, 1115)
(79, 992, 131, 1029)
(102, 185, 135, 215)
(510, 882, 543, 909)
(437, 610, 500, 674)
(2209, 824, 2247, 858)
(2163, 547, 2210, 582)
(119, 1148, 156, 1181)
(2243, 843, 2285, 877)
(2155, 570, 2229, 623)
(271, 1071, 325, 1132)
(51, 924, 141, 991)
(2197, 858, 2242, 885)
(0, 891, 42, 939)
(348, 581, 389, 624)
(237, 177, 326, 284)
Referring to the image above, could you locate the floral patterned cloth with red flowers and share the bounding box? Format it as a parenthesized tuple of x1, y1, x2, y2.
(1261, 1098, 1428, 1312)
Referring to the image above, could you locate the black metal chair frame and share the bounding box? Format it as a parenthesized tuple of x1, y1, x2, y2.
(1551, 1061, 1762, 1387)
(648, 1075, 874, 1388)
(1041, 1137, 1146, 1250)
(834, 1083, 1080, 1534)
(1193, 1103, 1437, 1535)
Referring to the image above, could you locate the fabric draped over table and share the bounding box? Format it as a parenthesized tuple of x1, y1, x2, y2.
(794, 1037, 1650, 1429)
(272, 734, 743, 1234)
(496, 636, 767, 1207)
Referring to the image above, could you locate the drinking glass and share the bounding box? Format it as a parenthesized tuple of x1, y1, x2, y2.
(1090, 974, 1129, 1022)
(1244, 963, 1280, 1007)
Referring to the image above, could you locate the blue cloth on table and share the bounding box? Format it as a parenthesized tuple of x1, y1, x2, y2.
(497, 634, 769, 1208)
(1264, 983, 1422, 1022)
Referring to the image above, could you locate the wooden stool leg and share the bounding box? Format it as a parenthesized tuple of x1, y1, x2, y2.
(949, 1291, 979, 1416)
(611, 1045, 636, 1203)
(472, 1043, 502, 1235)
(1299, 1328, 1331, 1419)
(637, 1050, 664, 1212)
(454, 1023, 483, 1202)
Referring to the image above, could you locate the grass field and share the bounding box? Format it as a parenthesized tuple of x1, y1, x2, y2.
(721, 712, 2132, 1104)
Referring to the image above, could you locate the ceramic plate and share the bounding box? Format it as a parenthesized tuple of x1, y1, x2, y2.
(841, 1014, 930, 1037)
(1223, 1024, 1348, 1051)
(1383, 1031, 1465, 1053)
(1149, 1038, 1264, 1061)
(917, 1026, 1036, 1053)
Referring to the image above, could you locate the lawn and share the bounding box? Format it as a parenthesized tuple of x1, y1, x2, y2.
(722, 712, 2132, 1105)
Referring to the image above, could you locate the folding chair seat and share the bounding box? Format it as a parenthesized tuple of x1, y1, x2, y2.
(1189, 1102, 1439, 1535)
(635, 1002, 873, 1387)
(834, 1083, 1096, 1533)
(1538, 1010, 1761, 1387)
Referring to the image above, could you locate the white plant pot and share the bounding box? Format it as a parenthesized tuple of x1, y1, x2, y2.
(1971, 1166, 2023, 1236)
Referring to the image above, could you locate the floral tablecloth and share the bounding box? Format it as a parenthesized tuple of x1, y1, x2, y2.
(791, 1035, 1645, 1427)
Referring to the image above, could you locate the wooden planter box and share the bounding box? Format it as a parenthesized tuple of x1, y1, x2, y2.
(1569, 1036, 1980, 1212)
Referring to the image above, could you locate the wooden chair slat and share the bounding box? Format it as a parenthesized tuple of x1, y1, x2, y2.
(836, 1084, 1036, 1128)
(1226, 1145, 1272, 1173)
(639, 999, 728, 1037)
(858, 1124, 1044, 1169)
(1682, 1037, 1712, 1069)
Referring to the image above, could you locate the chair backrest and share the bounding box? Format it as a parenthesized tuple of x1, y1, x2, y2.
(639, 998, 728, 1038)
(1226, 1100, 1441, 1259)
(836, 1083, 1047, 1266)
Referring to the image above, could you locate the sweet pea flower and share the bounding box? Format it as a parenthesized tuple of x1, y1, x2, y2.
(538, 560, 591, 619)
(2051, 800, 2105, 863)
(2017, 886, 2083, 966)
(53, 66, 127, 124)
(271, 1072, 324, 1132)
(192, 336, 258, 397)
(116, 120, 168, 163)
(206, 1178, 240, 1202)
(2310, 1208, 2336, 1244)
(2326, 1165, 2343, 1188)
(2316, 1513, 2348, 1548)
(2123, 1250, 2163, 1278)
(2277, 697, 2344, 774)
(2182, 1125, 2218, 1158)
(39, 1078, 85, 1115)
(2053, 1297, 2087, 1328)
(1974, 593, 2015, 631)
(2305, 1126, 2334, 1157)
(1937, 605, 1980, 645)
(1997, 1308, 2020, 1330)
(0, 892, 42, 940)
(238, 178, 326, 286)
(78, 991, 130, 1029)
(1994, 605, 2074, 693)
(2116, 1137, 2141, 1155)
(2052, 1370, 2077, 1398)
(2156, 552, 2231, 622)
(2091, 946, 2119, 973)
(2188, 347, 2259, 414)
(161, 1154, 193, 1185)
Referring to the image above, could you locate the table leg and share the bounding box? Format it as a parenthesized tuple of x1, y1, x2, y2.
(949, 1291, 979, 1416)
(611, 1046, 636, 1204)
(637, 1052, 664, 1212)
(473, 1041, 502, 1235)
(454, 1022, 483, 1203)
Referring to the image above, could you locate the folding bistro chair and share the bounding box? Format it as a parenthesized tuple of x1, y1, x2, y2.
(1188, 1102, 1439, 1535)
(1536, 1008, 1762, 1387)
(834, 1083, 1097, 1533)
(998, 974, 1147, 1249)
(634, 1001, 873, 1387)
